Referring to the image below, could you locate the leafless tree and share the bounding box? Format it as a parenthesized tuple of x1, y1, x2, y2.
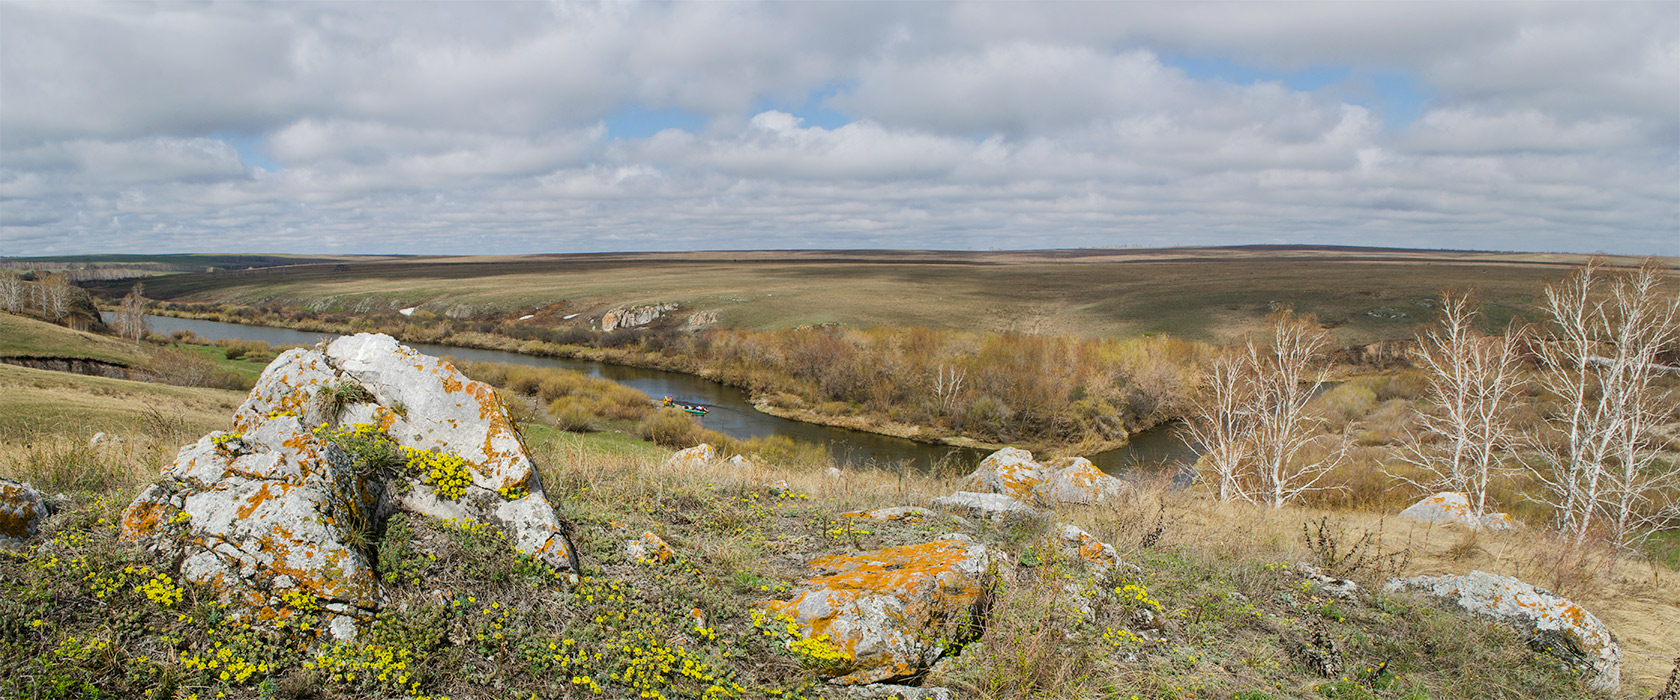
(36, 273, 74, 322)
(1530, 260, 1680, 548)
(932, 364, 966, 415)
(1184, 350, 1258, 503)
(0, 271, 25, 313)
(1392, 292, 1527, 516)
(1248, 310, 1344, 508)
(115, 282, 151, 345)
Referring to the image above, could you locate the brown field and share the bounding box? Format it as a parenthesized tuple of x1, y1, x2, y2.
(95, 246, 1676, 345)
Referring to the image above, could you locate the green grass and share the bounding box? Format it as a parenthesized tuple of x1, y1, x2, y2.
(521, 422, 668, 461)
(0, 312, 151, 366)
(0, 363, 242, 442)
(163, 343, 273, 384)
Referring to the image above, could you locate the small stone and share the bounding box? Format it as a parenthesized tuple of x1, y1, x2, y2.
(666, 443, 716, 469)
(626, 531, 675, 564)
(0, 478, 49, 548)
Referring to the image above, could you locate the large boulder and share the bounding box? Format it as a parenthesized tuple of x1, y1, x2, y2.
(759, 538, 1000, 685)
(122, 333, 577, 633)
(1041, 457, 1128, 504)
(1398, 492, 1516, 531)
(0, 478, 49, 548)
(601, 303, 678, 332)
(957, 448, 1128, 505)
(1384, 570, 1620, 693)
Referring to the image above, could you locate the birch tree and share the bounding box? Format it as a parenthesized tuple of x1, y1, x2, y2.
(1393, 292, 1527, 516)
(115, 282, 151, 346)
(1531, 260, 1680, 547)
(0, 271, 24, 313)
(1248, 310, 1343, 508)
(1185, 350, 1257, 503)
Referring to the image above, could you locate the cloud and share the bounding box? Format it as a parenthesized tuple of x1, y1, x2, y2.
(0, 1, 1674, 257)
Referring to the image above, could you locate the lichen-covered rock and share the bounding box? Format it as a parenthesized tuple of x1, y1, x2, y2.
(930, 491, 1038, 520)
(1297, 562, 1358, 600)
(626, 531, 675, 564)
(121, 419, 381, 635)
(760, 539, 999, 685)
(0, 478, 49, 548)
(957, 447, 1043, 501)
(1057, 524, 1122, 578)
(1041, 457, 1129, 504)
(957, 448, 1128, 505)
(667, 443, 716, 469)
(1383, 570, 1620, 692)
(123, 333, 578, 634)
(1398, 492, 1516, 531)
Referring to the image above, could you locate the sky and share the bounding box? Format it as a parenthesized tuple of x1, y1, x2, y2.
(1, 1, 1676, 257)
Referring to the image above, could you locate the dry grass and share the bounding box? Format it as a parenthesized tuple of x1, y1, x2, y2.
(0, 363, 242, 443)
(114, 247, 1663, 344)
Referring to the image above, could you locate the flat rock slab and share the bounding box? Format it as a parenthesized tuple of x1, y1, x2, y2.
(930, 491, 1038, 520)
(1384, 570, 1620, 693)
(760, 539, 999, 685)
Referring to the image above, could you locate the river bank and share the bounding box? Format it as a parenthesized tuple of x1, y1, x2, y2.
(118, 311, 1198, 475)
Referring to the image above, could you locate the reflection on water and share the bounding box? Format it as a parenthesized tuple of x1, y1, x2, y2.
(124, 313, 1198, 477)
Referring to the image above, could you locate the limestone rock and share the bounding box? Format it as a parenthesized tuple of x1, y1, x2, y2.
(121, 419, 382, 627)
(957, 447, 1042, 501)
(760, 539, 999, 685)
(626, 531, 676, 564)
(1057, 524, 1122, 578)
(1296, 562, 1358, 600)
(0, 478, 49, 548)
(123, 333, 577, 633)
(930, 491, 1038, 520)
(601, 303, 678, 332)
(667, 443, 716, 469)
(957, 448, 1128, 505)
(1041, 457, 1129, 504)
(844, 685, 954, 700)
(1383, 570, 1620, 692)
(844, 506, 936, 523)
(1398, 492, 1516, 531)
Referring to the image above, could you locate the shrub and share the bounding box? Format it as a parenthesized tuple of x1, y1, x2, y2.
(635, 408, 703, 448)
(550, 398, 597, 433)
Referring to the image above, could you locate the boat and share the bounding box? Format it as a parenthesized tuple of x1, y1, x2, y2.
(662, 396, 708, 416)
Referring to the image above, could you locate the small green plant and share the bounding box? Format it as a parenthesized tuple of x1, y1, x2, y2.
(320, 380, 374, 424)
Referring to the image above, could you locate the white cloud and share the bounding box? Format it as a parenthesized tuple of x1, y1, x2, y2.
(0, 1, 1674, 257)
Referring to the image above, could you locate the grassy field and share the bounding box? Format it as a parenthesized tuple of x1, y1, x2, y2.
(0, 313, 152, 366)
(87, 246, 1674, 345)
(0, 363, 243, 443)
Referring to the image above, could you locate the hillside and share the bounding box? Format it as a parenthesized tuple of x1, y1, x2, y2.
(0, 337, 1675, 699)
(0, 312, 151, 367)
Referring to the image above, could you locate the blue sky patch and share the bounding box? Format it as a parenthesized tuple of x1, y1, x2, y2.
(603, 106, 710, 140)
(1162, 55, 1429, 129)
(214, 131, 283, 172)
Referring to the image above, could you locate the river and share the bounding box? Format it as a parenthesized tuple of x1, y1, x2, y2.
(125, 313, 1196, 479)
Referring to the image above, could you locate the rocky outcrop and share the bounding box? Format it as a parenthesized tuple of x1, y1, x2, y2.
(957, 448, 1128, 505)
(601, 303, 678, 332)
(759, 538, 1000, 685)
(121, 333, 577, 636)
(0, 478, 49, 548)
(1384, 570, 1620, 693)
(1398, 492, 1516, 531)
